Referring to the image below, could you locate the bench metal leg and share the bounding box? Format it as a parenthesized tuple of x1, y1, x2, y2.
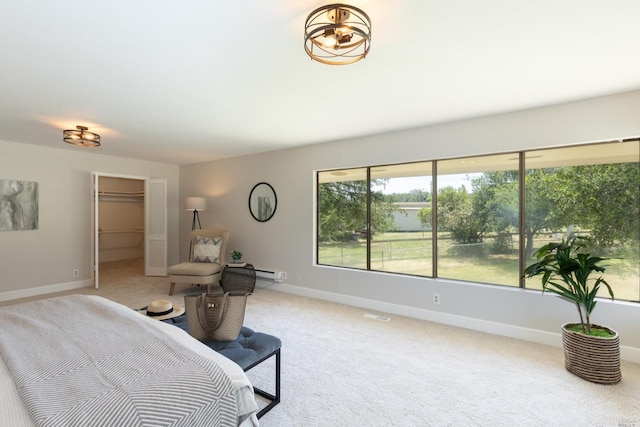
(245, 348, 280, 419)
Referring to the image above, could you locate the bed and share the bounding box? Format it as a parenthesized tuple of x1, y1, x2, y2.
(0, 295, 259, 426)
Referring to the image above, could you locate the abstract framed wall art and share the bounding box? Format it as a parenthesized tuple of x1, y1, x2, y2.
(0, 179, 38, 231)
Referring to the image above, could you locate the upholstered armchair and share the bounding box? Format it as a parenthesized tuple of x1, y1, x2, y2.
(168, 228, 229, 295)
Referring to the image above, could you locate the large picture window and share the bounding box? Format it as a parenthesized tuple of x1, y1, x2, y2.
(316, 139, 639, 302)
(317, 168, 368, 269)
(523, 142, 640, 301)
(370, 162, 433, 276)
(436, 154, 520, 286)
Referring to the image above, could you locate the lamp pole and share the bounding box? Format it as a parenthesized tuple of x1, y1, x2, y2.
(185, 197, 206, 260)
(191, 209, 202, 231)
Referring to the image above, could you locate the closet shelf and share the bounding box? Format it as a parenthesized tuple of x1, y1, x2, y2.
(99, 228, 144, 234)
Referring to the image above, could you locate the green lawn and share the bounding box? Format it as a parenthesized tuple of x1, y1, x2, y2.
(318, 232, 640, 302)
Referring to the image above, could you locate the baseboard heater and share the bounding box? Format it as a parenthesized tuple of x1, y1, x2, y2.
(255, 268, 285, 283)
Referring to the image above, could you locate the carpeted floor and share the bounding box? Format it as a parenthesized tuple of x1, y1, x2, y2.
(3, 258, 639, 426)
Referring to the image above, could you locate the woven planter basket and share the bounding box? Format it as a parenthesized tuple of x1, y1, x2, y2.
(561, 323, 621, 385)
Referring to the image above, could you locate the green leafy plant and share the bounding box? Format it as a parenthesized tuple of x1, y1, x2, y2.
(523, 235, 614, 335)
(231, 250, 243, 261)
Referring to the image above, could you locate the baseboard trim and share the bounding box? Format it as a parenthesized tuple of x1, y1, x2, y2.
(271, 283, 640, 364)
(0, 280, 92, 302)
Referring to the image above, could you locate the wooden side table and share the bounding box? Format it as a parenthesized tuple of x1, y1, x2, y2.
(221, 263, 256, 293)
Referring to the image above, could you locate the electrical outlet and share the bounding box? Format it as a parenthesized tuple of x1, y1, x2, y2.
(297, 274, 302, 282)
(281, 271, 287, 280)
(73, 269, 80, 277)
(433, 293, 440, 304)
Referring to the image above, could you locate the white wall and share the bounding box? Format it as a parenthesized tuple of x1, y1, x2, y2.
(0, 140, 180, 298)
(181, 90, 640, 361)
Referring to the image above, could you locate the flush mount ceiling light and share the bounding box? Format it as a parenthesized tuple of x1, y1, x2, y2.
(63, 125, 101, 147)
(304, 3, 371, 65)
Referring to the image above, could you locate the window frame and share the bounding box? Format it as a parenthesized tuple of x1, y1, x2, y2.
(316, 138, 640, 302)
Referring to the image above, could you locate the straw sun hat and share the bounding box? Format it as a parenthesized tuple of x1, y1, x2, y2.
(144, 299, 185, 320)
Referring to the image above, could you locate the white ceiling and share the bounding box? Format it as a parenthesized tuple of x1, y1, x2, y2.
(1, 1, 639, 165)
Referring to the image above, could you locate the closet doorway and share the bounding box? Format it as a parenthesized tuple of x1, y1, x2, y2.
(91, 173, 167, 289)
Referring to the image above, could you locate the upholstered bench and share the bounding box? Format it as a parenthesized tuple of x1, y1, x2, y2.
(163, 316, 281, 418)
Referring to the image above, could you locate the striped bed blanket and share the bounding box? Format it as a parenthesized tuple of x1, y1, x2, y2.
(0, 295, 239, 427)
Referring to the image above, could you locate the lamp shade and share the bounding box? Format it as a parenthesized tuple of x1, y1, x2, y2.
(185, 197, 206, 211)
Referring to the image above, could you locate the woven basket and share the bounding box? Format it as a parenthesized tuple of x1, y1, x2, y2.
(561, 323, 621, 385)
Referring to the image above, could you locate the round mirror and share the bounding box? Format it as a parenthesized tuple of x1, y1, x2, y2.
(249, 182, 277, 222)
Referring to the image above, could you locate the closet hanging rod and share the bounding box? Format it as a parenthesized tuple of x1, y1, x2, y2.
(97, 190, 144, 197)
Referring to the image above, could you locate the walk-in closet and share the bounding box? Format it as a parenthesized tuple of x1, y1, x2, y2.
(96, 176, 145, 281)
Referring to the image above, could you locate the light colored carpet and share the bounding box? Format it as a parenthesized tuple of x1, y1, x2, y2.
(3, 258, 639, 426)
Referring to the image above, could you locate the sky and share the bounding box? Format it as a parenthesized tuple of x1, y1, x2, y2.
(376, 174, 481, 194)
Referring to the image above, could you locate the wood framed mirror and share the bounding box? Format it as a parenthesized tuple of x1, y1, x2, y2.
(249, 182, 277, 222)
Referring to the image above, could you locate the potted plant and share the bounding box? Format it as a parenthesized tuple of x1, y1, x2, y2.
(523, 234, 621, 384)
(230, 250, 243, 263)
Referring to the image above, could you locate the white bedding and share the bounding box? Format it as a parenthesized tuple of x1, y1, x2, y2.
(0, 295, 259, 427)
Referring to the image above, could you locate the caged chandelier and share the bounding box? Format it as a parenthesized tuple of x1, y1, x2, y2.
(304, 3, 371, 65)
(63, 125, 101, 147)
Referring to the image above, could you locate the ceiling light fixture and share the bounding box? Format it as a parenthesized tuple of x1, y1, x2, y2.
(63, 125, 101, 147)
(304, 3, 371, 65)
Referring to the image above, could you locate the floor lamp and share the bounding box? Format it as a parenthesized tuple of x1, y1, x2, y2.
(185, 197, 206, 258)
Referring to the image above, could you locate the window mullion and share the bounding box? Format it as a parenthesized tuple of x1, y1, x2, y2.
(366, 167, 371, 270)
(432, 161, 438, 278)
(519, 152, 526, 288)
